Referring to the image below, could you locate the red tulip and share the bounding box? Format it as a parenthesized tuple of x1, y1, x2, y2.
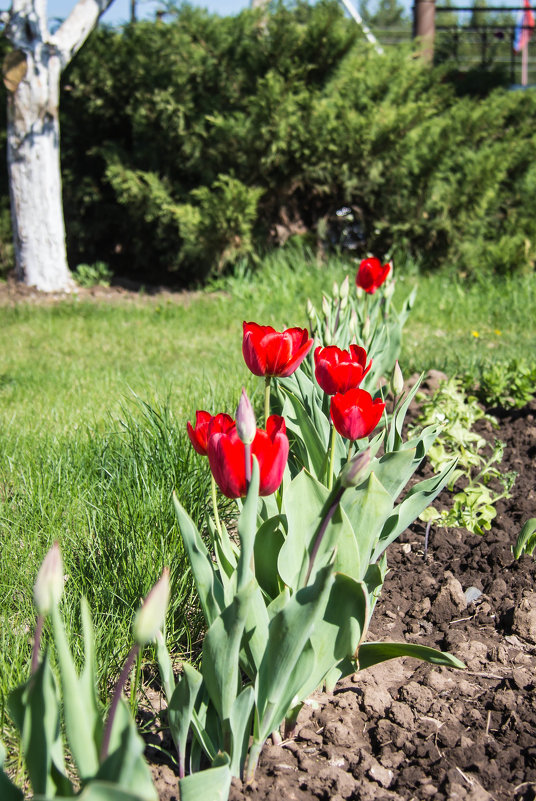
(208, 415, 289, 498)
(355, 258, 391, 295)
(314, 345, 371, 395)
(330, 388, 385, 441)
(242, 322, 313, 378)
(186, 411, 234, 456)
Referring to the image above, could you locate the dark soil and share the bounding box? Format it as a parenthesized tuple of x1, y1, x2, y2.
(147, 388, 536, 801)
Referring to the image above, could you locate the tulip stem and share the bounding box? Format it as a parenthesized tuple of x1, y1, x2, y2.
(328, 423, 337, 491)
(347, 440, 353, 461)
(100, 643, 139, 763)
(31, 614, 44, 675)
(211, 475, 223, 539)
(264, 376, 271, 425)
(245, 442, 251, 486)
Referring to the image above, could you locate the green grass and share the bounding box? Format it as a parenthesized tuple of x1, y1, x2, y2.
(1, 249, 535, 768)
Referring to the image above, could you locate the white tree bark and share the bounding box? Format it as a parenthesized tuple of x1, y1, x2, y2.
(3, 0, 115, 291)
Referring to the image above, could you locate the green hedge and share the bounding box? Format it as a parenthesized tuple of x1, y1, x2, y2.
(6, 1, 536, 284)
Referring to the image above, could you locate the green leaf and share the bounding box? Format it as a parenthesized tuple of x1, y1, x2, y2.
(253, 515, 285, 600)
(0, 740, 24, 800)
(279, 469, 326, 589)
(96, 700, 157, 801)
(34, 781, 156, 801)
(357, 641, 466, 671)
(228, 686, 255, 778)
(79, 598, 104, 757)
(173, 492, 225, 625)
(9, 651, 74, 797)
(297, 573, 368, 700)
(341, 472, 393, 577)
(155, 631, 175, 702)
(50, 606, 100, 779)
(202, 581, 255, 723)
(179, 753, 232, 801)
(372, 459, 458, 562)
(168, 662, 203, 778)
(279, 389, 328, 479)
(513, 518, 536, 559)
(256, 564, 334, 740)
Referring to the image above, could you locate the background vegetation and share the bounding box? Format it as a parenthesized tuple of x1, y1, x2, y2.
(0, 1, 533, 286)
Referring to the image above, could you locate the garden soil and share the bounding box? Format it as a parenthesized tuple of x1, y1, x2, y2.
(146, 384, 536, 801)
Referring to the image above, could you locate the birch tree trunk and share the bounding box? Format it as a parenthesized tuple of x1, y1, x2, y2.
(3, 0, 115, 292)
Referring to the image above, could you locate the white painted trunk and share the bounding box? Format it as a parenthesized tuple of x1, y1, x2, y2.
(7, 50, 74, 292)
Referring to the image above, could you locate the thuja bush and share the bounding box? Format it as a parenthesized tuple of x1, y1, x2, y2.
(59, 1, 536, 283)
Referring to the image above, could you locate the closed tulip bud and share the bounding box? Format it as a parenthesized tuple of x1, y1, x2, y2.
(340, 449, 371, 488)
(349, 310, 358, 337)
(133, 568, 170, 646)
(332, 281, 339, 298)
(236, 388, 256, 445)
(306, 298, 316, 323)
(34, 542, 64, 616)
(322, 295, 330, 318)
(391, 361, 404, 396)
(340, 275, 350, 300)
(363, 315, 371, 339)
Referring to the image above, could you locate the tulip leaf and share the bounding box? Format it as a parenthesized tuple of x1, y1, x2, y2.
(386, 373, 423, 452)
(296, 572, 369, 700)
(96, 700, 157, 801)
(229, 686, 255, 778)
(179, 753, 232, 801)
(8, 654, 73, 798)
(372, 458, 458, 561)
(34, 784, 152, 801)
(341, 473, 393, 577)
(167, 662, 203, 779)
(279, 469, 326, 589)
(372, 447, 419, 499)
(255, 564, 334, 740)
(79, 598, 104, 753)
(202, 581, 255, 723)
(253, 515, 285, 601)
(357, 641, 466, 671)
(155, 632, 175, 701)
(50, 606, 100, 780)
(173, 492, 225, 626)
(240, 582, 270, 678)
(190, 688, 221, 767)
(0, 741, 24, 801)
(513, 518, 536, 559)
(278, 388, 328, 479)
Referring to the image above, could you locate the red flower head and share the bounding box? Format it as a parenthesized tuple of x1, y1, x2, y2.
(186, 411, 234, 456)
(330, 388, 385, 441)
(356, 258, 391, 295)
(242, 322, 313, 378)
(208, 415, 289, 498)
(314, 344, 372, 395)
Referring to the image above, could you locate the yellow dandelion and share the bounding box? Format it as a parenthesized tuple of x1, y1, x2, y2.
(471, 330, 480, 338)
(494, 329, 502, 336)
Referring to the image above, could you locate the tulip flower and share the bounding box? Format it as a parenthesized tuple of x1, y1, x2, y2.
(186, 411, 234, 456)
(208, 415, 289, 498)
(330, 388, 385, 441)
(314, 344, 372, 395)
(242, 322, 313, 379)
(355, 257, 391, 295)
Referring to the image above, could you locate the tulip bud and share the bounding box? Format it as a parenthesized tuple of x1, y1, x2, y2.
(332, 281, 339, 298)
(391, 361, 404, 397)
(363, 315, 371, 339)
(306, 298, 316, 324)
(340, 275, 350, 300)
(340, 449, 371, 488)
(34, 542, 64, 616)
(133, 568, 170, 646)
(322, 295, 330, 318)
(236, 388, 256, 445)
(349, 309, 358, 337)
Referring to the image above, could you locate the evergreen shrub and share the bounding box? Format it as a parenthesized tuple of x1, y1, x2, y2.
(54, 1, 536, 283)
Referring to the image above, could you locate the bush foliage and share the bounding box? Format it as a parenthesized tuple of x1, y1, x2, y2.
(1, 1, 535, 284)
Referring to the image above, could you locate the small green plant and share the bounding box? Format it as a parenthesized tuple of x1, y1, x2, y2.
(74, 261, 113, 288)
(466, 358, 536, 410)
(513, 518, 536, 559)
(414, 377, 516, 535)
